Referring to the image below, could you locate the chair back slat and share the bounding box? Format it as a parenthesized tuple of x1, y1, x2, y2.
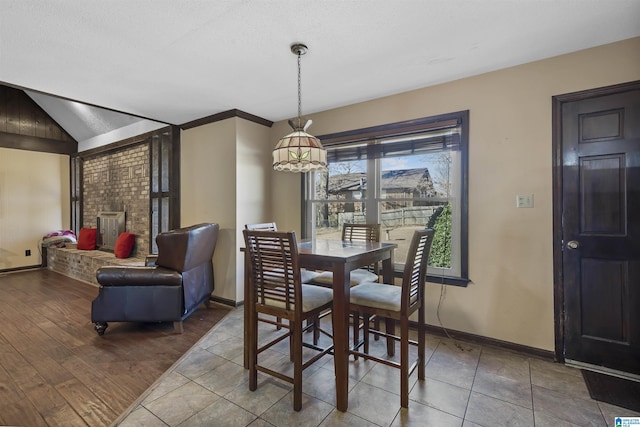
(401, 229, 435, 313)
(245, 222, 278, 231)
(243, 230, 301, 313)
(342, 223, 381, 275)
(342, 223, 381, 242)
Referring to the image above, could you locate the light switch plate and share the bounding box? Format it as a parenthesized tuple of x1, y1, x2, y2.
(516, 194, 534, 208)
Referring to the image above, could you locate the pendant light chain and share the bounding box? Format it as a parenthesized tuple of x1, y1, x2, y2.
(272, 42, 327, 172)
(297, 50, 302, 129)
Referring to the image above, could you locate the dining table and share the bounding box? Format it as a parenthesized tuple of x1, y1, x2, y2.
(242, 238, 397, 412)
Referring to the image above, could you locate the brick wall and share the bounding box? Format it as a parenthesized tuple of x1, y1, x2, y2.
(83, 144, 150, 256)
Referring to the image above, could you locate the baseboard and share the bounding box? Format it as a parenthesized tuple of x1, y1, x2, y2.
(217, 297, 555, 361)
(0, 265, 46, 275)
(209, 295, 241, 308)
(419, 322, 555, 361)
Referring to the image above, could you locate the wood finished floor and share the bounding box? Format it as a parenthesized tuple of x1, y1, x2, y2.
(0, 268, 231, 427)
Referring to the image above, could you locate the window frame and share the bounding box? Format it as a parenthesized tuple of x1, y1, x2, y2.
(70, 156, 83, 235)
(302, 110, 469, 287)
(70, 126, 180, 255)
(149, 126, 181, 254)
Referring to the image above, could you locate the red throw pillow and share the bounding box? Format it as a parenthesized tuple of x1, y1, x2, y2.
(77, 228, 97, 250)
(114, 232, 136, 259)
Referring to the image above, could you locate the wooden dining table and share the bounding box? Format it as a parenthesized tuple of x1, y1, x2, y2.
(242, 238, 397, 412)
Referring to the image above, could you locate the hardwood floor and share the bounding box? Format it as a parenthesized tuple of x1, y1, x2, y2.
(0, 268, 231, 426)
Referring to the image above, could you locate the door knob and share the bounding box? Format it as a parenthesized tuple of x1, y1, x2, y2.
(567, 240, 580, 249)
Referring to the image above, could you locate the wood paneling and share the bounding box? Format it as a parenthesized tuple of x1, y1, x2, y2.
(0, 84, 77, 154)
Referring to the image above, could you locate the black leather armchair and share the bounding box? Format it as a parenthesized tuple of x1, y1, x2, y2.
(91, 223, 219, 335)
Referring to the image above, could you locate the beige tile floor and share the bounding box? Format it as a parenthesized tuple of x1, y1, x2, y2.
(115, 308, 640, 427)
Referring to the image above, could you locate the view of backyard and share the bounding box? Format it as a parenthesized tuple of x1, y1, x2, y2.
(315, 202, 451, 269)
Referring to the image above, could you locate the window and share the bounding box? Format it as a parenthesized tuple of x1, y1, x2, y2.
(303, 111, 468, 286)
(70, 156, 82, 235)
(149, 127, 180, 253)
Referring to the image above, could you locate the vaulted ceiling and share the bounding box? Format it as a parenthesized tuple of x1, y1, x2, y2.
(1, 1, 639, 143)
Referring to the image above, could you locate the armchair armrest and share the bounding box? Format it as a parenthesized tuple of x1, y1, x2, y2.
(145, 255, 158, 267)
(96, 266, 182, 287)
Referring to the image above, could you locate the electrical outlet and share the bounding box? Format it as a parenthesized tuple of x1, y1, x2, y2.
(516, 194, 534, 208)
(25, 249, 31, 256)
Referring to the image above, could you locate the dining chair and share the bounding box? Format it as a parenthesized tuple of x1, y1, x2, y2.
(245, 222, 320, 284)
(308, 223, 382, 346)
(244, 222, 322, 334)
(243, 229, 334, 411)
(348, 228, 435, 407)
(245, 223, 284, 331)
(309, 223, 382, 287)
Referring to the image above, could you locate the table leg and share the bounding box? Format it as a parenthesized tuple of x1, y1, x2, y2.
(243, 250, 250, 369)
(381, 254, 395, 356)
(333, 263, 350, 412)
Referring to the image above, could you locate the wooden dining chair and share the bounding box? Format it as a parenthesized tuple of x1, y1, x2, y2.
(245, 222, 277, 232)
(348, 228, 435, 408)
(243, 229, 334, 411)
(245, 222, 321, 284)
(308, 223, 382, 346)
(245, 222, 321, 333)
(309, 223, 382, 287)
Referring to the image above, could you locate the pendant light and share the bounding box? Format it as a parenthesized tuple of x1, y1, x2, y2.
(272, 43, 327, 172)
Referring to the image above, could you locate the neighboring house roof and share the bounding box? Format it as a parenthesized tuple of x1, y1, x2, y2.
(328, 172, 366, 194)
(328, 168, 435, 195)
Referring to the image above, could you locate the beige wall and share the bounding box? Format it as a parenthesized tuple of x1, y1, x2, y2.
(181, 117, 272, 303)
(0, 148, 70, 270)
(269, 37, 640, 351)
(181, 119, 238, 301)
(235, 119, 272, 301)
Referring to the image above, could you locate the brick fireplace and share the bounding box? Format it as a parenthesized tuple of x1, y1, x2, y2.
(82, 143, 150, 257)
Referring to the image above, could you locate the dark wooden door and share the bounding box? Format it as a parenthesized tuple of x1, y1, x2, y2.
(561, 86, 640, 375)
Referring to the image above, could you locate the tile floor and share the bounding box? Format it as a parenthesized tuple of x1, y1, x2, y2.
(115, 308, 639, 426)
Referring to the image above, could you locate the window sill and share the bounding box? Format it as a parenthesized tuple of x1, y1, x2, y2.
(392, 270, 470, 287)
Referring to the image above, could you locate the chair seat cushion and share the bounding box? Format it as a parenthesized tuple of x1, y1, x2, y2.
(301, 285, 333, 312)
(301, 269, 321, 284)
(349, 282, 402, 312)
(310, 269, 378, 287)
(261, 284, 333, 313)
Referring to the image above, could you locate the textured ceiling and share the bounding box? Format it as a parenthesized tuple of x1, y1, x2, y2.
(1, 0, 639, 138)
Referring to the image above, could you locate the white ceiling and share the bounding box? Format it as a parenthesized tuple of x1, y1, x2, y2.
(1, 0, 639, 141)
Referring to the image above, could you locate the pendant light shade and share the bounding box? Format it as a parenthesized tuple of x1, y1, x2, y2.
(273, 43, 327, 172)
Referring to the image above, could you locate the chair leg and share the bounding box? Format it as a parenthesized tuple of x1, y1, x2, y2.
(400, 317, 410, 408)
(418, 304, 426, 380)
(290, 319, 295, 362)
(249, 307, 258, 391)
(373, 316, 380, 341)
(173, 321, 184, 334)
(352, 311, 359, 360)
(385, 318, 395, 357)
(94, 322, 108, 336)
(292, 318, 303, 411)
(363, 314, 370, 355)
(312, 315, 320, 345)
(277, 316, 282, 330)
